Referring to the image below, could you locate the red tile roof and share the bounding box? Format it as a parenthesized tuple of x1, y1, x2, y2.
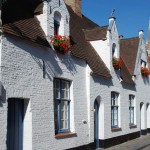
(67, 6, 111, 78)
(83, 26, 108, 41)
(120, 58, 135, 85)
(2, 0, 49, 47)
(120, 37, 140, 76)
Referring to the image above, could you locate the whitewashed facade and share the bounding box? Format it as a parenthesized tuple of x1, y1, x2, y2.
(0, 0, 150, 150)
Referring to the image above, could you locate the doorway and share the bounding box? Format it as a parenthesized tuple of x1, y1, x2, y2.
(94, 100, 99, 149)
(140, 102, 144, 135)
(7, 98, 24, 150)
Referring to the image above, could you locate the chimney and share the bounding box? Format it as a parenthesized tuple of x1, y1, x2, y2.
(64, 0, 82, 17)
(119, 35, 123, 39)
(139, 30, 144, 39)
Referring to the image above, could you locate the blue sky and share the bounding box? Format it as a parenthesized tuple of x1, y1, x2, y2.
(82, 0, 150, 40)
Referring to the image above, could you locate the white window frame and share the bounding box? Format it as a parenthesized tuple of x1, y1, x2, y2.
(54, 78, 70, 134)
(111, 92, 119, 128)
(129, 95, 135, 125)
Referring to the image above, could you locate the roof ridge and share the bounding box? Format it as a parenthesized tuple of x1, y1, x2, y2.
(101, 25, 109, 28)
(83, 25, 109, 31)
(121, 36, 139, 40)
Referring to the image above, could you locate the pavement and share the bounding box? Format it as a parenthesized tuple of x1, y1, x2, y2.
(99, 134, 150, 150)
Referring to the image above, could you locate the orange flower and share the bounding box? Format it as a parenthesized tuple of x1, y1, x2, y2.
(141, 67, 150, 76)
(112, 57, 122, 70)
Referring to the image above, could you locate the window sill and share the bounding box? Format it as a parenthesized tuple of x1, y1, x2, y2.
(55, 132, 77, 138)
(129, 125, 137, 129)
(111, 127, 122, 132)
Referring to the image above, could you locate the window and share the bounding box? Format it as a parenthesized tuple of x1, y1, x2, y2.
(54, 20, 60, 35)
(111, 92, 119, 128)
(129, 95, 135, 125)
(141, 59, 147, 67)
(54, 79, 70, 133)
(112, 43, 116, 57)
(54, 12, 61, 35)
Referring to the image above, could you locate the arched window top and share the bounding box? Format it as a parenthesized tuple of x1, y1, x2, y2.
(54, 11, 61, 22)
(53, 11, 65, 35)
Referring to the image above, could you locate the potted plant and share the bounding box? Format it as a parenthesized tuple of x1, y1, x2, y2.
(50, 35, 72, 54)
(112, 57, 122, 70)
(141, 67, 150, 76)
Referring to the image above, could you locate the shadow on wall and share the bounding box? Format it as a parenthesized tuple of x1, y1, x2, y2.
(121, 83, 136, 91)
(142, 76, 150, 85)
(31, 50, 77, 81)
(7, 36, 77, 81)
(92, 75, 113, 87)
(0, 83, 6, 107)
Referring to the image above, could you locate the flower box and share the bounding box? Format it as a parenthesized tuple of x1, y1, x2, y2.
(50, 35, 72, 54)
(112, 57, 122, 70)
(141, 67, 150, 76)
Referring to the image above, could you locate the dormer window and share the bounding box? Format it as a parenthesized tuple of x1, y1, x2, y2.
(112, 43, 116, 57)
(141, 59, 147, 68)
(54, 20, 60, 35)
(54, 12, 61, 35)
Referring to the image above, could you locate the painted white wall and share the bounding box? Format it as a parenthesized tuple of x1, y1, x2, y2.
(23, 100, 32, 150)
(90, 18, 120, 72)
(37, 0, 70, 41)
(147, 104, 150, 128)
(90, 38, 111, 70)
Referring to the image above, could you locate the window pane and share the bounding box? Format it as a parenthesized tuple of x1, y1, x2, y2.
(60, 101, 68, 129)
(61, 81, 69, 99)
(111, 106, 118, 127)
(54, 80, 60, 99)
(55, 89, 59, 99)
(114, 119, 118, 126)
(54, 100, 59, 130)
(111, 92, 118, 106)
(131, 108, 134, 124)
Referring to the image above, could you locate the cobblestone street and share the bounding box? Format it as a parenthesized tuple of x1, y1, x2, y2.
(104, 134, 150, 150)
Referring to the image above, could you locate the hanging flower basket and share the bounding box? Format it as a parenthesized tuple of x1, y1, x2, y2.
(50, 35, 72, 54)
(112, 57, 122, 70)
(141, 67, 150, 76)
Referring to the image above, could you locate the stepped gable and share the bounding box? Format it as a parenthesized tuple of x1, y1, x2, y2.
(2, 0, 49, 47)
(67, 5, 111, 78)
(120, 37, 139, 76)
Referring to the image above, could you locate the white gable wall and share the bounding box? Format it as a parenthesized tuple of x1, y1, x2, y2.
(135, 34, 150, 133)
(37, 0, 70, 41)
(90, 18, 120, 72)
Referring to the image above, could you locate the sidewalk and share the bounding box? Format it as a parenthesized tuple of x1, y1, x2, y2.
(103, 134, 150, 150)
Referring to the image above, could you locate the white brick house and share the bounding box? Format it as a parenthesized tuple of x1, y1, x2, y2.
(0, 0, 150, 150)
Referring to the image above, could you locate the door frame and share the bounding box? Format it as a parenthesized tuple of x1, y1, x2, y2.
(7, 98, 24, 150)
(94, 100, 99, 149)
(140, 102, 144, 135)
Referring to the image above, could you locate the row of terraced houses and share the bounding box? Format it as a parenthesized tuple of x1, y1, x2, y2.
(0, 0, 150, 150)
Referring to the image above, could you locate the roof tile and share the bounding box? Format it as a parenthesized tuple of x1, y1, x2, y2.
(2, 0, 49, 47)
(120, 37, 139, 75)
(83, 26, 108, 41)
(67, 6, 111, 78)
